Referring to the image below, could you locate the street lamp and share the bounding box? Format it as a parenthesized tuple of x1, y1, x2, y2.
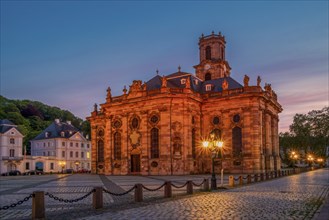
(290, 151, 298, 172)
(307, 155, 314, 167)
(202, 135, 224, 190)
(59, 161, 66, 174)
(75, 161, 80, 173)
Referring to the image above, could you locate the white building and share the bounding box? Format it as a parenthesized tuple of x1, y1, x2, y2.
(30, 119, 91, 172)
(0, 119, 24, 174)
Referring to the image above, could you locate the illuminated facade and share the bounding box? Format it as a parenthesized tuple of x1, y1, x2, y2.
(88, 32, 282, 175)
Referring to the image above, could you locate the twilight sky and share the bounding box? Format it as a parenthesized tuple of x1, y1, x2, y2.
(1, 1, 328, 132)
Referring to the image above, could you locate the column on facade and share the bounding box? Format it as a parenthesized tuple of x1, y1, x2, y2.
(91, 126, 98, 174)
(140, 110, 149, 175)
(122, 114, 129, 175)
(104, 117, 112, 175)
(251, 107, 262, 173)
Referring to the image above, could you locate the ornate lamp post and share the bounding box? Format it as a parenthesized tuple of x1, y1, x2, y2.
(59, 161, 66, 174)
(290, 151, 298, 172)
(307, 155, 314, 167)
(202, 135, 224, 190)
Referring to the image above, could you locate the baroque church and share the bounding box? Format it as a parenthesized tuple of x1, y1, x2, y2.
(87, 32, 282, 175)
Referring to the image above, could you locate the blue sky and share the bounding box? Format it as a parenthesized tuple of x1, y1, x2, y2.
(1, 1, 328, 132)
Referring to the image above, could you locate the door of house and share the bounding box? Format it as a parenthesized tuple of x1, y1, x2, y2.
(131, 155, 141, 173)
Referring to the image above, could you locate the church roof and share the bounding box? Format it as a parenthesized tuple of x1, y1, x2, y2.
(145, 71, 242, 93)
(32, 120, 80, 140)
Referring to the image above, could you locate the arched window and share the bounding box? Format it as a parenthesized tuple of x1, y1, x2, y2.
(114, 132, 121, 160)
(205, 73, 212, 81)
(205, 46, 211, 60)
(151, 128, 159, 158)
(211, 129, 221, 140)
(192, 128, 196, 159)
(97, 140, 104, 162)
(232, 127, 242, 157)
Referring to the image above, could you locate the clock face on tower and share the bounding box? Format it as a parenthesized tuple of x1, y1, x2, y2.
(204, 64, 211, 70)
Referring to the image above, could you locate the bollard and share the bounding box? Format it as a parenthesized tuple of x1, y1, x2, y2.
(134, 184, 143, 202)
(229, 176, 235, 187)
(203, 178, 210, 191)
(266, 172, 269, 180)
(254, 174, 258, 182)
(93, 187, 103, 209)
(187, 181, 193, 194)
(32, 191, 45, 220)
(239, 176, 243, 186)
(247, 175, 251, 184)
(270, 172, 273, 179)
(164, 181, 172, 198)
(275, 171, 278, 178)
(260, 173, 264, 181)
(278, 170, 281, 177)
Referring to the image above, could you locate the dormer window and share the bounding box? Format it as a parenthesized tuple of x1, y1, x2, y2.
(194, 79, 199, 85)
(45, 132, 49, 138)
(205, 84, 212, 91)
(61, 131, 65, 137)
(180, 78, 186, 84)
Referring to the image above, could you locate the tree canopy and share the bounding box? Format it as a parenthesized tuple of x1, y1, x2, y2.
(0, 95, 90, 154)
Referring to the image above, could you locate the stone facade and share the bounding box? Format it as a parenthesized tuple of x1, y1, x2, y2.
(87, 32, 282, 175)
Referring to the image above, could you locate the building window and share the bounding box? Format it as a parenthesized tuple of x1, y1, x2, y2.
(43, 143, 46, 147)
(62, 142, 65, 147)
(213, 116, 220, 125)
(205, 73, 212, 81)
(205, 84, 212, 91)
(9, 138, 15, 144)
(113, 119, 122, 129)
(76, 143, 79, 147)
(87, 144, 90, 148)
(194, 79, 199, 85)
(98, 129, 104, 137)
(81, 152, 84, 158)
(192, 128, 196, 159)
(62, 151, 65, 158)
(9, 149, 15, 157)
(114, 132, 121, 160)
(150, 114, 159, 125)
(70, 151, 73, 158)
(81, 143, 84, 148)
(151, 128, 159, 158)
(75, 151, 79, 158)
(25, 162, 30, 170)
(205, 46, 211, 60)
(97, 140, 104, 162)
(45, 132, 49, 138)
(47, 151, 50, 156)
(87, 152, 90, 159)
(43, 152, 46, 156)
(192, 116, 195, 124)
(70, 142, 73, 147)
(50, 163, 54, 170)
(181, 78, 186, 84)
(131, 117, 139, 129)
(61, 132, 65, 137)
(233, 114, 240, 123)
(232, 127, 242, 157)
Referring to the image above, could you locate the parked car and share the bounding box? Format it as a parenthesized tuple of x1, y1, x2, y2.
(23, 170, 44, 175)
(64, 168, 74, 174)
(1, 170, 21, 176)
(77, 169, 90, 173)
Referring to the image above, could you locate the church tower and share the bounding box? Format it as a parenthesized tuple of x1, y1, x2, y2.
(194, 31, 231, 81)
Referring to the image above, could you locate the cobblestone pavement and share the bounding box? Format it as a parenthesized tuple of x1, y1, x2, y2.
(0, 169, 328, 219)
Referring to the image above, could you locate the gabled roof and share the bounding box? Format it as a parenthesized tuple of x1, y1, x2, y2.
(0, 119, 18, 134)
(32, 120, 80, 140)
(145, 71, 242, 94)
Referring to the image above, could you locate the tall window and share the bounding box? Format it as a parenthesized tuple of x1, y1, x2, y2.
(192, 128, 196, 159)
(151, 128, 159, 158)
(9, 149, 15, 157)
(62, 151, 65, 158)
(113, 132, 121, 160)
(25, 162, 30, 170)
(97, 140, 104, 162)
(50, 163, 54, 170)
(81, 152, 84, 158)
(205, 73, 211, 81)
(205, 46, 211, 60)
(232, 127, 242, 156)
(10, 138, 15, 144)
(70, 151, 73, 158)
(75, 151, 79, 158)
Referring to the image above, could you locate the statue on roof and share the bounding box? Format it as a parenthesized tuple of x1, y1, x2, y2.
(106, 87, 112, 100)
(244, 75, 250, 87)
(161, 75, 167, 88)
(222, 79, 228, 90)
(257, 76, 261, 87)
(94, 103, 98, 112)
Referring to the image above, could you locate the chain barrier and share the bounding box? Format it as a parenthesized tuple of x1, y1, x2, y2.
(233, 177, 239, 181)
(0, 194, 33, 210)
(45, 189, 94, 203)
(141, 183, 166, 191)
(171, 182, 188, 189)
(192, 179, 206, 187)
(242, 176, 248, 180)
(102, 185, 136, 196)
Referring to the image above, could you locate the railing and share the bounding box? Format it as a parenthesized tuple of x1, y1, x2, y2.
(1, 156, 23, 160)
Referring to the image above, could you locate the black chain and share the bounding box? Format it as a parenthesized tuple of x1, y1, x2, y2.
(234, 177, 239, 181)
(141, 183, 166, 191)
(102, 185, 136, 196)
(0, 194, 33, 210)
(45, 189, 94, 203)
(243, 176, 248, 180)
(171, 182, 188, 188)
(192, 179, 206, 187)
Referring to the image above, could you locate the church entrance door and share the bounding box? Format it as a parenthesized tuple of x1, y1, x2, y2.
(131, 155, 141, 173)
